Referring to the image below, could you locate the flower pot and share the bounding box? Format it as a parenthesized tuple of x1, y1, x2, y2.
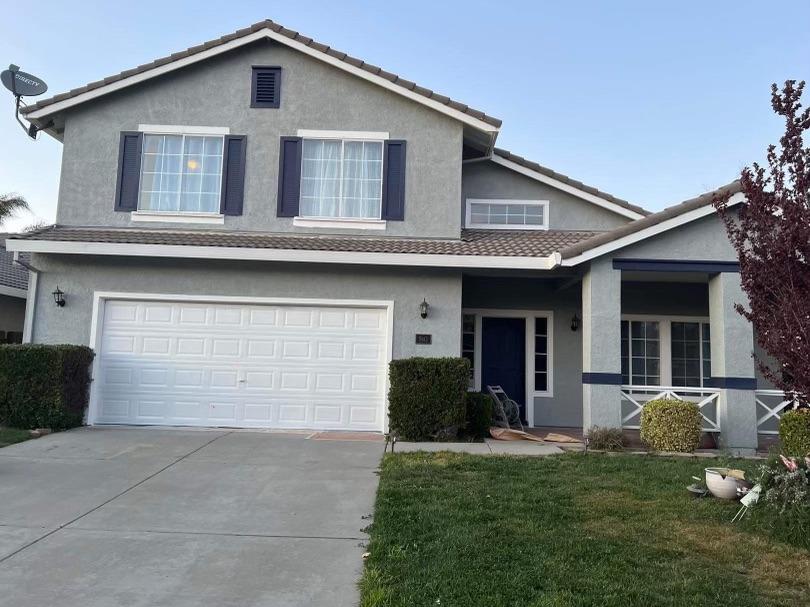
(705, 467, 743, 500)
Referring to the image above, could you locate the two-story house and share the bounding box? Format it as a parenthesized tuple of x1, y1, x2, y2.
(7, 19, 783, 454)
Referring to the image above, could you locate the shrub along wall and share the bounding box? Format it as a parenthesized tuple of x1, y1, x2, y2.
(388, 357, 469, 441)
(0, 344, 95, 430)
(465, 392, 494, 439)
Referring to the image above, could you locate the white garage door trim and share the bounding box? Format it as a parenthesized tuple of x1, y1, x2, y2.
(87, 291, 394, 432)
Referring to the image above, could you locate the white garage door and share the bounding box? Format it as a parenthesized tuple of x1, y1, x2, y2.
(94, 299, 389, 430)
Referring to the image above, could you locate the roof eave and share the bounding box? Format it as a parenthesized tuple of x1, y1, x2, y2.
(489, 151, 649, 219)
(5, 237, 558, 270)
(560, 185, 745, 266)
(22, 24, 501, 139)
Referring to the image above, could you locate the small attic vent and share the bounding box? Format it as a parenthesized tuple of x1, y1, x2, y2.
(251, 66, 281, 108)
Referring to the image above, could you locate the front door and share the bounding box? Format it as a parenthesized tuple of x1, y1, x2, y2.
(482, 317, 526, 422)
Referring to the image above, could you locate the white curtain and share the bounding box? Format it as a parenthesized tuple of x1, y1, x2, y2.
(301, 139, 382, 219)
(301, 140, 341, 217)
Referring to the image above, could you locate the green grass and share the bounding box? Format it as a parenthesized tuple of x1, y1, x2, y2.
(0, 427, 31, 448)
(360, 452, 810, 607)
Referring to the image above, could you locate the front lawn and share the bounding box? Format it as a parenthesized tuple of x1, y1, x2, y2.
(0, 427, 31, 448)
(361, 452, 809, 607)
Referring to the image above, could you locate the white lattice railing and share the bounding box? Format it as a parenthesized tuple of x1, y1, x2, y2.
(755, 389, 795, 435)
(620, 385, 721, 432)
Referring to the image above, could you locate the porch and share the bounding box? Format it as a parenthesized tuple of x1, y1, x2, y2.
(461, 260, 785, 455)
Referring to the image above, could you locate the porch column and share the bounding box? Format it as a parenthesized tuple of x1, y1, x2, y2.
(581, 257, 623, 430)
(708, 272, 758, 454)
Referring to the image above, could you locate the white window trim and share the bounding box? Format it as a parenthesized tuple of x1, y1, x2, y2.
(292, 217, 386, 230)
(465, 199, 550, 231)
(621, 314, 710, 388)
(296, 129, 389, 140)
(462, 308, 554, 427)
(298, 136, 386, 222)
(131, 211, 225, 224)
(136, 129, 227, 218)
(138, 124, 230, 135)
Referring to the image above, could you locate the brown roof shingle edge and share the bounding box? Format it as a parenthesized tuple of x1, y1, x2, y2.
(8, 226, 600, 259)
(558, 180, 743, 260)
(21, 19, 502, 129)
(492, 148, 651, 217)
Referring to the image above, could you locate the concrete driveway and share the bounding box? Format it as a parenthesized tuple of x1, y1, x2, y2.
(0, 427, 384, 607)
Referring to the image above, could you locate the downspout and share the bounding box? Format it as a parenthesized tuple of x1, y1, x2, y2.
(13, 253, 40, 344)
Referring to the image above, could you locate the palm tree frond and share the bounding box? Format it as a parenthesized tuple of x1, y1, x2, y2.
(0, 193, 30, 227)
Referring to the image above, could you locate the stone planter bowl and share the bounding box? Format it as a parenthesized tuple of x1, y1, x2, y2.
(705, 467, 743, 500)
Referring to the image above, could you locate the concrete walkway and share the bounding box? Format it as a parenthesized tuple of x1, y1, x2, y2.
(0, 427, 384, 607)
(393, 438, 566, 455)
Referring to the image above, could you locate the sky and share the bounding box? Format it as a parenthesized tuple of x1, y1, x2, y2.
(1, 0, 808, 231)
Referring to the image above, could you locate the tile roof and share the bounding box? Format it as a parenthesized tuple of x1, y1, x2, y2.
(10, 226, 601, 259)
(493, 148, 650, 217)
(21, 19, 502, 129)
(0, 235, 29, 291)
(559, 180, 743, 260)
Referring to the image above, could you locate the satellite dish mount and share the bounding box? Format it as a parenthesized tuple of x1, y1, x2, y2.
(2, 64, 52, 139)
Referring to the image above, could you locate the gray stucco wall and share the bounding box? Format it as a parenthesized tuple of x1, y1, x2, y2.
(461, 161, 632, 231)
(463, 275, 583, 427)
(0, 294, 26, 333)
(613, 214, 738, 261)
(29, 254, 462, 361)
(56, 40, 464, 238)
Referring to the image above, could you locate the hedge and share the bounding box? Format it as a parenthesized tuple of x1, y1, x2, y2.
(0, 344, 95, 430)
(388, 357, 469, 441)
(780, 408, 810, 456)
(465, 392, 494, 439)
(640, 398, 702, 452)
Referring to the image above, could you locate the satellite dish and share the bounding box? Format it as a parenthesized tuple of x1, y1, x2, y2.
(3, 64, 52, 140)
(1, 65, 48, 97)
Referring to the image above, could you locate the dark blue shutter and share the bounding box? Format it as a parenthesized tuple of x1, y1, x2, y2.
(382, 140, 406, 220)
(251, 67, 281, 108)
(277, 136, 302, 217)
(114, 131, 143, 212)
(220, 135, 247, 216)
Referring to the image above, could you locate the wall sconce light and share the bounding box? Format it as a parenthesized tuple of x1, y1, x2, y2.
(570, 313, 580, 332)
(52, 286, 66, 307)
(419, 298, 429, 319)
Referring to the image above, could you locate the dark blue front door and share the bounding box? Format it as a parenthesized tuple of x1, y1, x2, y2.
(482, 317, 526, 422)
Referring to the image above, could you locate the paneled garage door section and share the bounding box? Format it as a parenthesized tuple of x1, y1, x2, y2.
(95, 300, 388, 430)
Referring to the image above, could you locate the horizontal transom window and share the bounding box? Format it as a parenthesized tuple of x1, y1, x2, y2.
(139, 134, 224, 214)
(300, 139, 384, 220)
(466, 199, 549, 230)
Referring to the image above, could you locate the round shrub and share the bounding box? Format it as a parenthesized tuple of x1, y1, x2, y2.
(780, 408, 810, 456)
(388, 357, 469, 441)
(639, 398, 702, 452)
(465, 392, 494, 439)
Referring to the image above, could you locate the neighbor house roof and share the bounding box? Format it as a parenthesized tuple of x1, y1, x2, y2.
(492, 148, 650, 218)
(559, 181, 744, 264)
(21, 19, 501, 134)
(0, 235, 29, 296)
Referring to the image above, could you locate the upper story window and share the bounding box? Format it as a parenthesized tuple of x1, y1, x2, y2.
(138, 133, 224, 214)
(300, 138, 384, 220)
(465, 199, 549, 230)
